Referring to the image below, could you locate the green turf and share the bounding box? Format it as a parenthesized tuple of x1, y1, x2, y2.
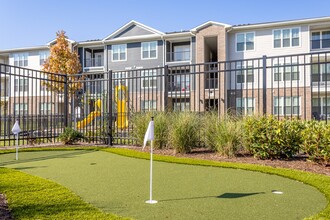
(0, 150, 327, 220)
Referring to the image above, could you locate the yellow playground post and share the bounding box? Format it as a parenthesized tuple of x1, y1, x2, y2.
(76, 99, 102, 129)
(115, 85, 128, 129)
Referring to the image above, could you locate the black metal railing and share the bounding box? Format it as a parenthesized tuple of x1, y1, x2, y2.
(84, 58, 104, 68)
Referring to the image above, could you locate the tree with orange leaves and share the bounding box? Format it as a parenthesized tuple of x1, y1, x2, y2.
(42, 30, 82, 95)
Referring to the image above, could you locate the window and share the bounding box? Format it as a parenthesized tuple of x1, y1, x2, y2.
(141, 41, 157, 59)
(14, 103, 28, 115)
(311, 31, 330, 49)
(173, 45, 190, 61)
(236, 97, 254, 115)
(173, 99, 190, 111)
(273, 28, 300, 48)
(40, 103, 52, 115)
(312, 97, 330, 119)
(274, 96, 300, 115)
(14, 78, 29, 92)
(113, 72, 127, 87)
(236, 32, 254, 52)
(141, 100, 156, 111)
(141, 69, 157, 89)
(236, 63, 254, 83)
(112, 44, 126, 61)
(169, 69, 190, 92)
(39, 51, 49, 65)
(13, 53, 28, 66)
(273, 63, 299, 81)
(311, 63, 330, 82)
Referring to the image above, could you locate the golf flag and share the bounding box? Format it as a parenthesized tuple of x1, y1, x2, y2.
(11, 120, 21, 135)
(143, 120, 154, 149)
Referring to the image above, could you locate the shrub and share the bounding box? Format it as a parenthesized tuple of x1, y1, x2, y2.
(243, 116, 304, 159)
(131, 112, 170, 149)
(168, 112, 200, 153)
(59, 127, 85, 145)
(301, 121, 330, 163)
(204, 112, 244, 157)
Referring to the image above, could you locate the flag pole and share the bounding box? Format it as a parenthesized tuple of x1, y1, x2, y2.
(145, 117, 157, 204)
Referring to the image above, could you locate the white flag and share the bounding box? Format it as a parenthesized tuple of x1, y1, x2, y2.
(11, 120, 21, 135)
(143, 121, 154, 149)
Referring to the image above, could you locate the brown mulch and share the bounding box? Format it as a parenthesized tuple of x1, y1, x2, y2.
(0, 194, 13, 220)
(123, 146, 330, 176)
(0, 144, 329, 220)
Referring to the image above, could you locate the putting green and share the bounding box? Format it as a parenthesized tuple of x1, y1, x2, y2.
(0, 150, 327, 220)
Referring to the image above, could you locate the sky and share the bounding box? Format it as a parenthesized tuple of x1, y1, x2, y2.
(0, 0, 329, 50)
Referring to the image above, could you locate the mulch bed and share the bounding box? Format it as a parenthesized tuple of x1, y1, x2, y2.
(0, 194, 13, 220)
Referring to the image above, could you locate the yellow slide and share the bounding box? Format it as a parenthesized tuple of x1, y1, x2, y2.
(115, 85, 128, 129)
(76, 99, 102, 129)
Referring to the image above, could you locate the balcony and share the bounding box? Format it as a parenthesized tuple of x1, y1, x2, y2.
(84, 57, 104, 68)
(166, 51, 190, 63)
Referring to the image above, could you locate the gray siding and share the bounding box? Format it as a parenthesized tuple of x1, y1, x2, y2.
(113, 25, 155, 39)
(107, 40, 163, 71)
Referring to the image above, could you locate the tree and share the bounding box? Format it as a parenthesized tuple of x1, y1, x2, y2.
(42, 30, 82, 95)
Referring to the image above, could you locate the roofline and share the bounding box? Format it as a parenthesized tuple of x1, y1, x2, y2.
(163, 31, 194, 39)
(102, 20, 164, 41)
(0, 45, 49, 54)
(77, 40, 104, 46)
(231, 16, 330, 30)
(103, 34, 162, 44)
(191, 21, 231, 32)
(46, 38, 76, 46)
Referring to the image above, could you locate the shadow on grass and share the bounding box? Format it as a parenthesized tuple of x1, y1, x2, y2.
(14, 166, 48, 170)
(160, 192, 265, 202)
(0, 150, 94, 166)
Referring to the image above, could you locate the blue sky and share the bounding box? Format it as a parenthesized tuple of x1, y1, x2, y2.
(0, 0, 329, 50)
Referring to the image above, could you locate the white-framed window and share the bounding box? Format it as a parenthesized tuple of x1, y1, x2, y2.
(312, 97, 330, 119)
(173, 100, 190, 111)
(40, 103, 52, 115)
(141, 69, 157, 89)
(141, 100, 156, 111)
(236, 63, 254, 83)
(311, 31, 330, 49)
(236, 32, 255, 52)
(112, 44, 127, 61)
(273, 28, 300, 48)
(113, 72, 127, 87)
(141, 41, 157, 59)
(173, 45, 190, 61)
(311, 63, 330, 82)
(236, 97, 254, 115)
(14, 103, 28, 115)
(273, 63, 299, 81)
(274, 96, 300, 115)
(13, 53, 28, 67)
(14, 78, 29, 92)
(39, 51, 49, 65)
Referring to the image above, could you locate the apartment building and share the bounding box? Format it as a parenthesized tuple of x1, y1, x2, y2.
(1, 16, 330, 120)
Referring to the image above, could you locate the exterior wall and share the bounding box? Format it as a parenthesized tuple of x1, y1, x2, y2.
(107, 40, 163, 71)
(228, 25, 310, 61)
(8, 49, 49, 70)
(195, 25, 227, 114)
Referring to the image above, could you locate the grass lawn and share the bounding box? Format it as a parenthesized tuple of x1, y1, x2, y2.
(0, 148, 328, 220)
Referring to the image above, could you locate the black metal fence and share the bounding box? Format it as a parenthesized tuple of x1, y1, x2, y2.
(1, 51, 330, 146)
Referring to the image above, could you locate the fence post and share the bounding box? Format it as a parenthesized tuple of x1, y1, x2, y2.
(108, 70, 113, 146)
(262, 55, 267, 115)
(164, 65, 169, 111)
(64, 74, 68, 127)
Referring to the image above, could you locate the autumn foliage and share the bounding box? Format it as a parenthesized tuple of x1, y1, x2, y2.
(42, 30, 82, 95)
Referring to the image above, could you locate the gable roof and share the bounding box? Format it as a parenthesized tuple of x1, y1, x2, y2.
(103, 20, 164, 42)
(191, 21, 231, 32)
(46, 38, 76, 46)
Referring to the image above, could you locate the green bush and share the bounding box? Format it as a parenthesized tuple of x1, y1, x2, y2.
(204, 112, 244, 157)
(168, 112, 200, 153)
(131, 112, 170, 149)
(243, 116, 305, 159)
(59, 127, 85, 145)
(301, 121, 330, 163)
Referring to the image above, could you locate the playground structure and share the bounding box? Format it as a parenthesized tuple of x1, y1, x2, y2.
(76, 85, 129, 130)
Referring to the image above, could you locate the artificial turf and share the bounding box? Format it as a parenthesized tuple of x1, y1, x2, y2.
(0, 149, 327, 220)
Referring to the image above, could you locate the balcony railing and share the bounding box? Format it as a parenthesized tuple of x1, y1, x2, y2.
(84, 58, 104, 68)
(167, 51, 190, 62)
(205, 78, 218, 89)
(169, 82, 190, 92)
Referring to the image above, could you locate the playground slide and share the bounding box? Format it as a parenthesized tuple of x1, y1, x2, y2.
(76, 111, 101, 129)
(76, 99, 102, 129)
(116, 85, 128, 129)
